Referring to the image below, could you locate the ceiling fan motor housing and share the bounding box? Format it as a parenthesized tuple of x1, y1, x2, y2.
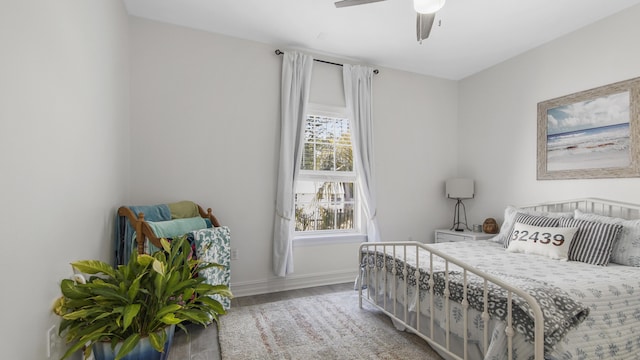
(414, 0, 446, 14)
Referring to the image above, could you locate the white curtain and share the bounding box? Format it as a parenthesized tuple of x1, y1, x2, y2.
(343, 64, 380, 242)
(273, 51, 313, 277)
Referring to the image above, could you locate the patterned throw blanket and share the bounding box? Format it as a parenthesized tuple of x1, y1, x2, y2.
(361, 251, 590, 349)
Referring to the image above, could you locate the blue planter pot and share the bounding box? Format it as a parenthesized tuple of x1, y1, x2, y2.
(92, 325, 175, 360)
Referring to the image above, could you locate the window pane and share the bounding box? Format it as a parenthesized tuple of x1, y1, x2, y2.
(300, 114, 353, 173)
(295, 202, 315, 231)
(315, 144, 334, 171)
(301, 143, 314, 171)
(335, 145, 352, 172)
(294, 180, 355, 232)
(337, 205, 354, 230)
(304, 116, 317, 142)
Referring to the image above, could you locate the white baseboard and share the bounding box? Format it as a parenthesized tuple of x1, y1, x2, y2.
(229, 269, 359, 298)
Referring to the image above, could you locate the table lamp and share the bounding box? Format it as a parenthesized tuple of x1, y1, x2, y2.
(446, 178, 474, 231)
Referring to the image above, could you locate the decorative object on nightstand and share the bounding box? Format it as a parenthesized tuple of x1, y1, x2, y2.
(435, 229, 495, 243)
(445, 178, 474, 232)
(482, 218, 499, 234)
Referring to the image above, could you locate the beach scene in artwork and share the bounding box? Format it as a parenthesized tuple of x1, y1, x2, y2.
(546, 91, 631, 171)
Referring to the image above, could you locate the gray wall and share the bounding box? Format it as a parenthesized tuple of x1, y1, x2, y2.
(129, 17, 459, 296)
(0, 1, 130, 359)
(458, 5, 640, 226)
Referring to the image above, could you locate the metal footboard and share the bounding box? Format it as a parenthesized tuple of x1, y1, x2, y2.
(358, 241, 544, 360)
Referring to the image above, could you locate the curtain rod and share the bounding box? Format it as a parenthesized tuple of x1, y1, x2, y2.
(275, 49, 379, 75)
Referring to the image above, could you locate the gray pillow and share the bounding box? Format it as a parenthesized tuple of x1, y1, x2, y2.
(574, 209, 640, 266)
(559, 217, 623, 266)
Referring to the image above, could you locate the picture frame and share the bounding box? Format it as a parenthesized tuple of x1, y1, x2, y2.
(537, 77, 640, 180)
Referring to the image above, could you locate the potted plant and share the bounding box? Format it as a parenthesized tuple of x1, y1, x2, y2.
(53, 236, 232, 360)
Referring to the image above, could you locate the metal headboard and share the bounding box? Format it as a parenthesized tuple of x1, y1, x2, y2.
(521, 198, 640, 220)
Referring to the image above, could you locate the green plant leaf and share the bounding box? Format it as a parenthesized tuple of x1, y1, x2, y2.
(62, 297, 94, 309)
(71, 260, 116, 277)
(59, 338, 89, 360)
(160, 237, 171, 253)
(58, 318, 72, 334)
(153, 251, 167, 264)
(195, 284, 233, 298)
(84, 277, 119, 289)
(122, 304, 141, 331)
(198, 296, 226, 315)
(154, 272, 165, 299)
(160, 313, 183, 325)
(94, 311, 117, 321)
(115, 333, 141, 360)
(149, 329, 167, 352)
(156, 304, 182, 318)
(62, 309, 91, 321)
(127, 275, 141, 301)
(83, 345, 93, 360)
(163, 271, 181, 295)
(137, 253, 154, 266)
(177, 309, 212, 324)
(60, 326, 111, 359)
(176, 322, 188, 334)
(60, 279, 90, 299)
(152, 259, 165, 277)
(167, 279, 197, 296)
(91, 287, 130, 303)
(196, 262, 225, 271)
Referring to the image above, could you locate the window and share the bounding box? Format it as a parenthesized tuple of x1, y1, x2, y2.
(294, 105, 360, 236)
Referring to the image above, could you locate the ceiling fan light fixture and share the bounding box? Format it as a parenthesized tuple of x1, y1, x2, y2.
(413, 0, 445, 14)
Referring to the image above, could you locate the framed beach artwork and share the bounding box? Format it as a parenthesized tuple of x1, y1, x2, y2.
(537, 77, 640, 180)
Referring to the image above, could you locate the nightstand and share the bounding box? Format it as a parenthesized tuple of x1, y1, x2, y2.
(434, 229, 495, 243)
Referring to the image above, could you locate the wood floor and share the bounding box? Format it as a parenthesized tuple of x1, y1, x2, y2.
(168, 282, 354, 360)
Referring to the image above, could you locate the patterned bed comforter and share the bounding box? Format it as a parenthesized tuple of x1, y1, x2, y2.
(362, 251, 589, 349)
(360, 240, 640, 360)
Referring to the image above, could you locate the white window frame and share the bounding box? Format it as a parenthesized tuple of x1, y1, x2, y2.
(294, 103, 366, 246)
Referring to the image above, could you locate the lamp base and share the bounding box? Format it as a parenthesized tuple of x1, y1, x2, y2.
(450, 198, 471, 231)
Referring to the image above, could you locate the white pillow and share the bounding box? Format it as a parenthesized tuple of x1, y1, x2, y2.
(489, 205, 574, 244)
(506, 222, 578, 260)
(574, 209, 640, 266)
(502, 212, 561, 248)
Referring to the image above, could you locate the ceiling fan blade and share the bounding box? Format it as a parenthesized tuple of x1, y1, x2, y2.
(334, 0, 387, 8)
(416, 12, 436, 42)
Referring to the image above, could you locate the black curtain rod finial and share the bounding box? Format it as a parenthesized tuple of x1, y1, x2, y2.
(274, 49, 379, 75)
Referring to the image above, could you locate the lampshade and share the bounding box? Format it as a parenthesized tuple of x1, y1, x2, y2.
(446, 178, 474, 199)
(413, 0, 446, 14)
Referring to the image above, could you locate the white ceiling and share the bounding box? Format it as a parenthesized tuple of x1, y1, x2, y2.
(123, 0, 640, 80)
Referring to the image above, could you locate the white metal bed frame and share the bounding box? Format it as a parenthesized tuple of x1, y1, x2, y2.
(358, 198, 640, 360)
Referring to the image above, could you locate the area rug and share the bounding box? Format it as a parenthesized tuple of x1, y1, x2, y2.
(218, 290, 443, 360)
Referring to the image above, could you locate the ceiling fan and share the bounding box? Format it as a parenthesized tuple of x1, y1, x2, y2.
(334, 0, 446, 42)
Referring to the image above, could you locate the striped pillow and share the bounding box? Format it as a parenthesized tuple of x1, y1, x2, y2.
(504, 213, 560, 248)
(574, 209, 640, 266)
(489, 206, 573, 245)
(559, 218, 623, 266)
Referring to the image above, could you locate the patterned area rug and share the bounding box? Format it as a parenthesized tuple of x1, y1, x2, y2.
(218, 290, 443, 360)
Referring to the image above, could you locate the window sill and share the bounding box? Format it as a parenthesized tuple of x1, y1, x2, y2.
(293, 233, 367, 247)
